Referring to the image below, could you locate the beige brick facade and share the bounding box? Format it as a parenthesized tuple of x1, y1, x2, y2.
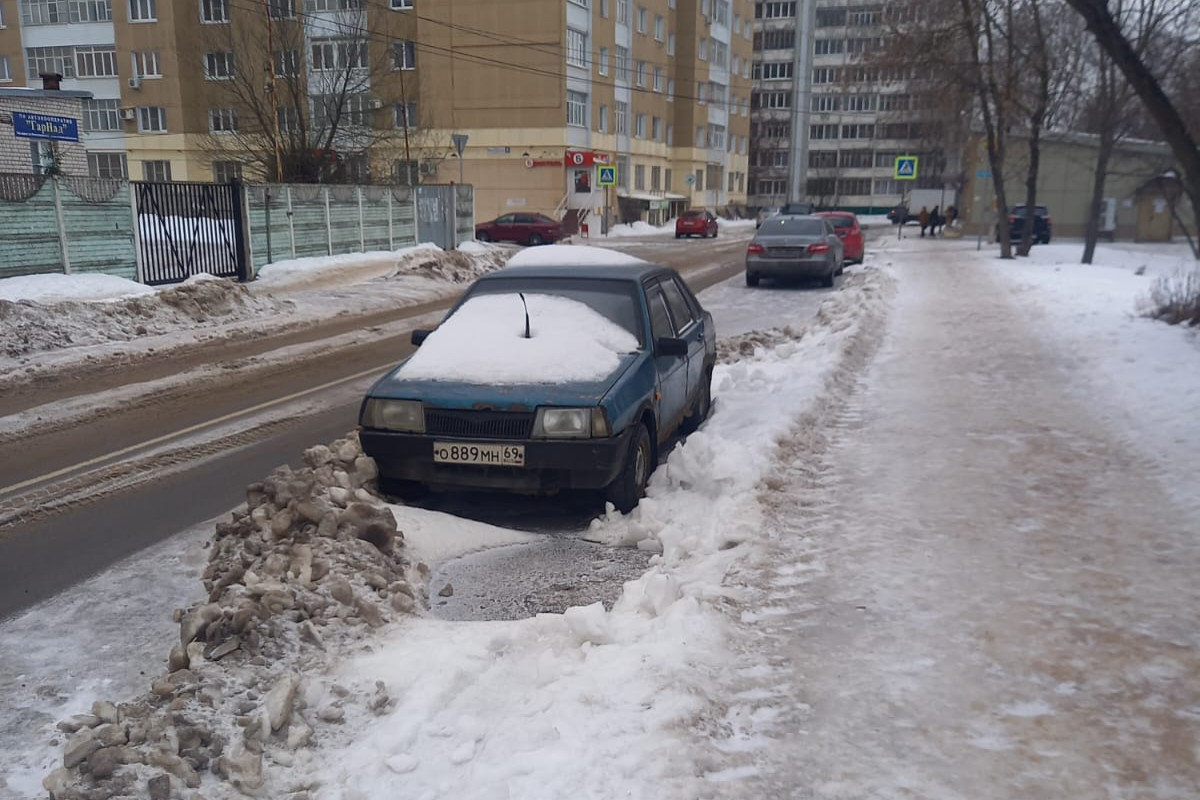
(0, 89, 88, 175)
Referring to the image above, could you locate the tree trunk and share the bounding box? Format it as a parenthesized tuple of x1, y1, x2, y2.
(1064, 0, 1200, 260)
(1082, 132, 1114, 264)
(1018, 122, 1042, 257)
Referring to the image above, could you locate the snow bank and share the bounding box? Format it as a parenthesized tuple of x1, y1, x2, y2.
(399, 293, 638, 384)
(254, 243, 442, 290)
(0, 273, 155, 304)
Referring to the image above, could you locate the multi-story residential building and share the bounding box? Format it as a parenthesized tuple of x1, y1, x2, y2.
(748, 0, 947, 212)
(0, 0, 748, 226)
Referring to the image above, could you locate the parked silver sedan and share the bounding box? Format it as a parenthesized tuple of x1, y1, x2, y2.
(745, 215, 844, 287)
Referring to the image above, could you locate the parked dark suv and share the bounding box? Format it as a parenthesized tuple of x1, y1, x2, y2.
(1001, 205, 1052, 244)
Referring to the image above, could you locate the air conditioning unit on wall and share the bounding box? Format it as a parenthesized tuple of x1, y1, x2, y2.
(419, 160, 438, 176)
(121, 107, 136, 120)
(128, 76, 142, 90)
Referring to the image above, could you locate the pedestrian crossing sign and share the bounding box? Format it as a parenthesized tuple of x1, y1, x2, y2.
(894, 156, 918, 180)
(597, 166, 617, 186)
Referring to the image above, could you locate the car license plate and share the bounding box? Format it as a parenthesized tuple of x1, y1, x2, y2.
(432, 442, 525, 467)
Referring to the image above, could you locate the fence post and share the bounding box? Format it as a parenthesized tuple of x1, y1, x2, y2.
(357, 186, 365, 252)
(286, 185, 296, 258)
(52, 177, 71, 274)
(128, 180, 145, 284)
(231, 179, 251, 282)
(446, 187, 455, 249)
(324, 187, 332, 255)
(387, 191, 394, 250)
(264, 187, 273, 265)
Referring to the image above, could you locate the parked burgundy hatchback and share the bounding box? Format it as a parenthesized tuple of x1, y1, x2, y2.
(475, 213, 562, 246)
(675, 210, 719, 239)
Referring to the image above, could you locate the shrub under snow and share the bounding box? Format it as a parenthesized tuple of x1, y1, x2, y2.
(1142, 268, 1200, 326)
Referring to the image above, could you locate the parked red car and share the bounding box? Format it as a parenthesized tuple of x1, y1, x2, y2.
(475, 213, 562, 246)
(815, 211, 865, 263)
(675, 209, 719, 239)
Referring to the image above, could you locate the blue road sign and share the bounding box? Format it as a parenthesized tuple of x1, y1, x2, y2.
(976, 169, 993, 179)
(597, 166, 616, 186)
(894, 155, 918, 180)
(12, 111, 80, 143)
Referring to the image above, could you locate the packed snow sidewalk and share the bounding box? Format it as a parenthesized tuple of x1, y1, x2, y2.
(709, 237, 1200, 798)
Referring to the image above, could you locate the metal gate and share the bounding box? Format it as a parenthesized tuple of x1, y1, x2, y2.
(133, 180, 248, 285)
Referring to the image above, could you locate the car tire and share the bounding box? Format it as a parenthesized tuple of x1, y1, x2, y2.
(823, 265, 836, 288)
(475, 230, 490, 242)
(527, 233, 543, 246)
(675, 233, 682, 239)
(376, 475, 427, 503)
(682, 368, 712, 434)
(711, 230, 718, 239)
(606, 423, 653, 514)
(745, 272, 760, 287)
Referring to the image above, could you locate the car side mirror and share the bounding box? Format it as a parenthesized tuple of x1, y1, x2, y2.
(411, 329, 432, 346)
(656, 336, 688, 357)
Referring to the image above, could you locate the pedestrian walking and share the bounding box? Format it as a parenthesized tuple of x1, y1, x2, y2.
(918, 206, 930, 237)
(930, 206, 941, 237)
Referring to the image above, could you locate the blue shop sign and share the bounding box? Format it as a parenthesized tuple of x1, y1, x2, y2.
(13, 111, 80, 143)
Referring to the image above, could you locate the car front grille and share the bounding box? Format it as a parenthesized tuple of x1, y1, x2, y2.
(424, 409, 535, 440)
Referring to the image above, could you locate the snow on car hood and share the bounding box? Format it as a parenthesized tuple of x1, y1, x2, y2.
(398, 293, 640, 384)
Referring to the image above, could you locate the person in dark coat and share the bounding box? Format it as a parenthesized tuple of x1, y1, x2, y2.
(930, 205, 941, 237)
(918, 206, 930, 237)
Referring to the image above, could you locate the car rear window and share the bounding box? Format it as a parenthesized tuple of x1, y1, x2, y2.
(824, 216, 854, 229)
(682, 210, 705, 218)
(758, 218, 826, 236)
(463, 277, 645, 347)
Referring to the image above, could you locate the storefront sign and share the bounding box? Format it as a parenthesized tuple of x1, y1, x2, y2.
(565, 150, 613, 167)
(12, 111, 80, 143)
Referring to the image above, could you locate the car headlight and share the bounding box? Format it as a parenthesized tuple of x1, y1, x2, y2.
(533, 407, 610, 439)
(361, 398, 425, 433)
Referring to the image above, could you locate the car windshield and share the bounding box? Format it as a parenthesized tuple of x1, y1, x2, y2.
(534, 214, 557, 224)
(757, 218, 827, 237)
(1012, 206, 1049, 217)
(462, 277, 645, 347)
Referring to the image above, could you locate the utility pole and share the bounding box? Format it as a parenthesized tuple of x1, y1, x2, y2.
(264, 0, 284, 182)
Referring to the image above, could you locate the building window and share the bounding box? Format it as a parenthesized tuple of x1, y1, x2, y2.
(278, 106, 301, 132)
(88, 152, 128, 179)
(752, 91, 790, 109)
(694, 169, 703, 191)
(844, 94, 876, 112)
(614, 46, 629, 81)
(269, 0, 295, 17)
(0, 56, 10, 82)
(212, 161, 242, 183)
(874, 177, 902, 195)
(839, 149, 873, 168)
(653, 65, 662, 91)
(88, 152, 127, 179)
(598, 47, 608, 75)
(652, 116, 661, 141)
(312, 39, 368, 71)
(733, 12, 741, 33)
(695, 126, 705, 148)
(22, 0, 113, 25)
(598, 104, 608, 133)
(616, 155, 628, 188)
(635, 112, 646, 138)
(636, 5, 646, 33)
(754, 61, 792, 80)
(812, 67, 838, 84)
(879, 122, 910, 139)
(848, 8, 881, 25)
(566, 28, 587, 68)
(634, 164, 645, 190)
(26, 46, 74, 79)
(129, 0, 156, 21)
(394, 100, 418, 128)
(664, 167, 672, 190)
(391, 39, 416, 70)
(599, 0, 608, 17)
(666, 124, 673, 145)
(75, 46, 118, 78)
(667, 32, 675, 55)
(838, 178, 872, 195)
(809, 124, 839, 140)
(273, 49, 300, 76)
(208, 107, 237, 134)
(755, 1, 795, 19)
(132, 51, 161, 77)
(710, 40, 727, 67)
(635, 60, 646, 87)
(698, 36, 707, 60)
(713, 0, 729, 25)
(707, 123, 726, 149)
(138, 106, 167, 133)
(617, 0, 628, 24)
(878, 93, 910, 111)
(814, 38, 843, 55)
(666, 78, 674, 101)
(143, 160, 172, 181)
(390, 0, 413, 8)
(650, 165, 660, 191)
(812, 94, 840, 112)
(615, 100, 628, 134)
(568, 0, 588, 6)
(816, 7, 847, 26)
(304, 0, 366, 9)
(653, 14, 663, 40)
(842, 123, 875, 139)
(81, 99, 119, 131)
(808, 150, 837, 168)
(566, 90, 587, 127)
(200, 0, 228, 22)
(204, 51, 234, 80)
(392, 159, 417, 184)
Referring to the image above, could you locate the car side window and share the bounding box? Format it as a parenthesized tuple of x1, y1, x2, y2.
(673, 274, 704, 319)
(659, 278, 696, 333)
(646, 287, 676, 342)
(496, 214, 515, 224)
(515, 214, 535, 224)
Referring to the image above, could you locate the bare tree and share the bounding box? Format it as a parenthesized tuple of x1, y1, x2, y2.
(1064, 0, 1200, 258)
(192, 3, 431, 184)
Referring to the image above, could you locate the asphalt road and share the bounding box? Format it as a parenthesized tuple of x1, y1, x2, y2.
(0, 235, 751, 620)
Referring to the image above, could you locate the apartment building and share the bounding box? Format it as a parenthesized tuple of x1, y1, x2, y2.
(748, 0, 946, 212)
(0, 0, 749, 226)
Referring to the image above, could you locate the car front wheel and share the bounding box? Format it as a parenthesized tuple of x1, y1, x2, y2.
(476, 230, 490, 242)
(606, 423, 652, 513)
(528, 232, 543, 246)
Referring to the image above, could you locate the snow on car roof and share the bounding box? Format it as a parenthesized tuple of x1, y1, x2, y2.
(397, 292, 639, 384)
(505, 244, 649, 269)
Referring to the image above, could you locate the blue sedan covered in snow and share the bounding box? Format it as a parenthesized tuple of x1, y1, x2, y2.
(357, 252, 716, 512)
